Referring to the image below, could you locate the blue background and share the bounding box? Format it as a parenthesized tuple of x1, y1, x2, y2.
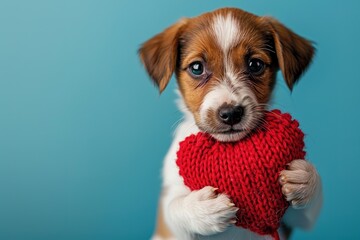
(0, 0, 359, 239)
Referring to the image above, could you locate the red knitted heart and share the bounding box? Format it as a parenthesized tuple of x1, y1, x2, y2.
(176, 110, 305, 239)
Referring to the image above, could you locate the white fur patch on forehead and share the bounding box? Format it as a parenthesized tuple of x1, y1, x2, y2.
(212, 13, 240, 53)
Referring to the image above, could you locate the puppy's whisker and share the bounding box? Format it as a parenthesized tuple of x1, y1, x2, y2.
(171, 116, 185, 130)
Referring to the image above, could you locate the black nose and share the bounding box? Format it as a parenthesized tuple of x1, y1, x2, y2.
(218, 105, 244, 125)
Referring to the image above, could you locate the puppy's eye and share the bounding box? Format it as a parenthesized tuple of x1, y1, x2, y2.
(248, 58, 265, 75)
(189, 61, 204, 76)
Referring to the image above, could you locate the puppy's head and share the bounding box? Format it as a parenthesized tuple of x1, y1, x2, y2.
(139, 8, 314, 142)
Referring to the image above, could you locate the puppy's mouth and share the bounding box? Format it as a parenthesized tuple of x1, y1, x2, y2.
(210, 129, 249, 142)
(220, 128, 244, 134)
(200, 112, 263, 142)
(197, 104, 265, 142)
(198, 125, 249, 142)
(203, 127, 245, 135)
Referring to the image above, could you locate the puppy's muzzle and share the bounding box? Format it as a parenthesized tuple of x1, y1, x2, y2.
(218, 105, 244, 126)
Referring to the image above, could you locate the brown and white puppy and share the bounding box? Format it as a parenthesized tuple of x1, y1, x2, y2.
(139, 7, 322, 240)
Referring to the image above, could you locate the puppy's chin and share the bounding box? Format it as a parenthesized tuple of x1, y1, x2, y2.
(211, 131, 249, 142)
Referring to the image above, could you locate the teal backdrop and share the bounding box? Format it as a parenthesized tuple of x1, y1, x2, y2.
(0, 0, 359, 239)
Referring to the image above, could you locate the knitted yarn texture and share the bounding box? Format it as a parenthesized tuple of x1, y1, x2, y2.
(176, 110, 306, 239)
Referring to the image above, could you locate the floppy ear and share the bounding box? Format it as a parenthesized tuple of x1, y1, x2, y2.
(262, 17, 315, 90)
(138, 19, 188, 93)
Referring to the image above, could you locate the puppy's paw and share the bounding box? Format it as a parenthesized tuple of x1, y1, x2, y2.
(279, 159, 320, 209)
(183, 186, 238, 236)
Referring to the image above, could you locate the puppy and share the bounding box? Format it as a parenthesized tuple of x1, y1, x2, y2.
(139, 7, 322, 240)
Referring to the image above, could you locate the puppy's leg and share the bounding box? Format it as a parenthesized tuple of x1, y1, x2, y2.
(279, 159, 320, 207)
(152, 192, 175, 240)
(280, 159, 323, 229)
(163, 186, 238, 240)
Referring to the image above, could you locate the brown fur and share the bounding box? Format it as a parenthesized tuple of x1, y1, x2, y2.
(177, 29, 223, 124)
(138, 19, 188, 93)
(261, 17, 315, 90)
(153, 191, 173, 239)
